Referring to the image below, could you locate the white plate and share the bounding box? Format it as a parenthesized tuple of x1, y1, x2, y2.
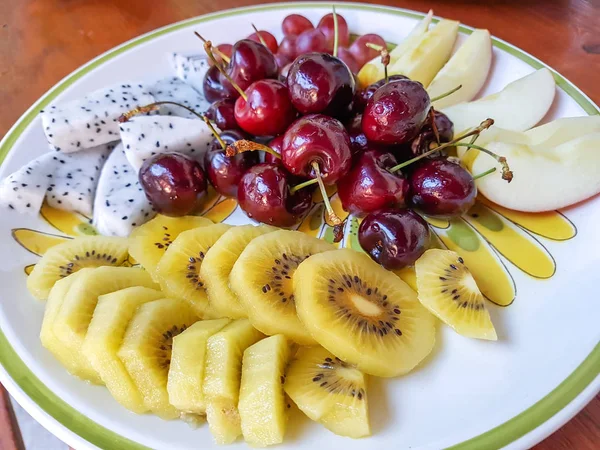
(0, 2, 598, 449)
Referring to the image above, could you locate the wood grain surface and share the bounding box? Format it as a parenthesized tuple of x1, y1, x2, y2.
(0, 0, 599, 449)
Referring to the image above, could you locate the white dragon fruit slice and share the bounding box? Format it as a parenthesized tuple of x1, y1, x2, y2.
(45, 142, 115, 216)
(149, 77, 210, 118)
(40, 83, 156, 153)
(170, 53, 210, 95)
(119, 116, 215, 172)
(0, 154, 58, 214)
(92, 143, 156, 237)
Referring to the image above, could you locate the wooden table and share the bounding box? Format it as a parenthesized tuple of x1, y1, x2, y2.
(0, 0, 599, 449)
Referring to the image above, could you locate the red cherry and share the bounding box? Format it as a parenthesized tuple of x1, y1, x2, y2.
(282, 14, 314, 36)
(247, 30, 279, 54)
(295, 28, 329, 54)
(220, 39, 278, 96)
(317, 13, 350, 50)
(337, 149, 409, 216)
(353, 74, 409, 113)
(278, 35, 298, 60)
(234, 79, 297, 137)
(362, 79, 431, 145)
(238, 163, 313, 227)
(275, 52, 292, 73)
(346, 114, 369, 156)
(265, 135, 284, 164)
(281, 114, 352, 184)
(336, 47, 360, 74)
(349, 34, 387, 67)
(205, 99, 239, 131)
(203, 65, 236, 103)
(139, 153, 207, 216)
(209, 43, 233, 67)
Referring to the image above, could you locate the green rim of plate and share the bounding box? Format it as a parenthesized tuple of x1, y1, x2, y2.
(0, 3, 598, 449)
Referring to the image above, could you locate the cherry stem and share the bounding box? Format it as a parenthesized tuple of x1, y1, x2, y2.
(389, 118, 495, 172)
(455, 143, 513, 182)
(225, 139, 281, 159)
(251, 24, 268, 49)
(194, 32, 230, 63)
(311, 161, 342, 227)
(289, 177, 319, 194)
(332, 5, 339, 58)
(203, 40, 248, 101)
(430, 84, 463, 103)
(201, 115, 227, 150)
(118, 100, 202, 122)
(366, 42, 390, 83)
(472, 167, 497, 180)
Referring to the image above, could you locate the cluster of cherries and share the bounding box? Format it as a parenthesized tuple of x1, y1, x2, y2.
(135, 11, 510, 270)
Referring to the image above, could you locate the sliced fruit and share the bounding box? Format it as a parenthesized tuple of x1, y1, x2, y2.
(82, 286, 164, 413)
(285, 346, 370, 438)
(525, 115, 600, 149)
(201, 225, 276, 319)
(239, 334, 291, 447)
(40, 269, 89, 374)
(156, 223, 232, 317)
(472, 133, 600, 212)
(428, 29, 492, 109)
(444, 68, 556, 135)
(118, 298, 200, 419)
(415, 249, 497, 340)
(27, 236, 129, 299)
(388, 19, 460, 87)
(294, 249, 436, 377)
(167, 318, 231, 414)
(230, 230, 334, 345)
(203, 319, 265, 444)
(357, 10, 433, 87)
(128, 215, 212, 281)
(52, 266, 159, 383)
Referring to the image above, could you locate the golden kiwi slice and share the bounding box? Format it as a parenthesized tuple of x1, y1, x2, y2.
(230, 230, 334, 345)
(284, 346, 370, 438)
(156, 223, 232, 317)
(129, 215, 212, 281)
(27, 236, 129, 299)
(415, 249, 497, 340)
(294, 249, 436, 377)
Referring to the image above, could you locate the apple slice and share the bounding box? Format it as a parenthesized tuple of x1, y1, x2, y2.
(472, 132, 600, 212)
(443, 68, 556, 135)
(357, 10, 433, 87)
(526, 116, 600, 149)
(428, 29, 492, 109)
(388, 19, 460, 87)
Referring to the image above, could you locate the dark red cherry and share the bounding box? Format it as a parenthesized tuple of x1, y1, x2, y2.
(265, 135, 284, 165)
(336, 47, 360, 74)
(238, 163, 313, 227)
(247, 30, 278, 54)
(295, 29, 329, 54)
(282, 114, 352, 184)
(278, 35, 298, 60)
(282, 14, 314, 36)
(362, 79, 431, 145)
(317, 13, 350, 50)
(139, 152, 207, 216)
(220, 39, 278, 96)
(349, 33, 387, 67)
(205, 99, 239, 131)
(209, 43, 233, 67)
(353, 74, 409, 113)
(204, 130, 258, 198)
(203, 65, 236, 103)
(408, 110, 454, 157)
(409, 158, 476, 217)
(234, 79, 297, 137)
(346, 114, 369, 156)
(359, 208, 431, 270)
(337, 149, 409, 216)
(287, 52, 355, 119)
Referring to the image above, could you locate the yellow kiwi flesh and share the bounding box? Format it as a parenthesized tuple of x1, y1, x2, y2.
(28, 236, 129, 300)
(201, 225, 275, 319)
(82, 286, 164, 413)
(238, 334, 291, 447)
(294, 249, 436, 377)
(285, 346, 370, 438)
(156, 223, 231, 317)
(415, 249, 497, 340)
(118, 298, 200, 419)
(129, 215, 212, 281)
(230, 230, 334, 345)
